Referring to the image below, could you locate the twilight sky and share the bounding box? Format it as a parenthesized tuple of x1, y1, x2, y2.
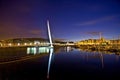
(0, 0, 120, 41)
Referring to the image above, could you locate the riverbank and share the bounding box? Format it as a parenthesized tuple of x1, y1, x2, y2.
(75, 45, 120, 54)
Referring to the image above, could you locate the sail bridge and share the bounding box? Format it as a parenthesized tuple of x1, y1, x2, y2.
(26, 20, 54, 79)
(27, 20, 54, 54)
(47, 20, 53, 48)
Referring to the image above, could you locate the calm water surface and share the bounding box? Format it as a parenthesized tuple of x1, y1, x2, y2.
(0, 47, 120, 80)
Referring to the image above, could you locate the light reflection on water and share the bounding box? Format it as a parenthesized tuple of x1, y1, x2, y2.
(47, 48, 54, 79)
(27, 46, 54, 79)
(64, 46, 74, 52)
(0, 46, 120, 80)
(27, 47, 50, 54)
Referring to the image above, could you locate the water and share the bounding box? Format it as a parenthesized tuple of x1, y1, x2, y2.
(0, 46, 120, 80)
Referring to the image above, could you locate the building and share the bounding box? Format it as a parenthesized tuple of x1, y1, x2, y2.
(76, 37, 110, 46)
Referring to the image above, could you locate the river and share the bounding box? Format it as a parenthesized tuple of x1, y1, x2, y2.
(0, 46, 120, 80)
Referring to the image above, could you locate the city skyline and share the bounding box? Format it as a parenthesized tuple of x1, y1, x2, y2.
(0, 0, 120, 41)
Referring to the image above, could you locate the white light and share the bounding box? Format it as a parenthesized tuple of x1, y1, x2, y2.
(47, 48, 53, 79)
(34, 41, 40, 45)
(18, 43, 20, 46)
(47, 20, 53, 47)
(30, 43, 32, 45)
(24, 43, 27, 45)
(33, 47, 37, 54)
(27, 47, 30, 54)
(8, 43, 12, 46)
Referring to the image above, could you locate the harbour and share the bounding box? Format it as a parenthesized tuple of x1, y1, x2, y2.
(1, 0, 120, 80)
(0, 46, 120, 80)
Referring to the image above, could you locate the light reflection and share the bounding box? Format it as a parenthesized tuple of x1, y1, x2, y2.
(78, 49, 105, 68)
(64, 46, 73, 52)
(66, 46, 70, 52)
(27, 47, 30, 54)
(27, 47, 50, 54)
(47, 48, 54, 79)
(27, 46, 54, 78)
(100, 53, 104, 68)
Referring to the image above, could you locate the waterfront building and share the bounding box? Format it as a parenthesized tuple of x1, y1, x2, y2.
(76, 37, 110, 46)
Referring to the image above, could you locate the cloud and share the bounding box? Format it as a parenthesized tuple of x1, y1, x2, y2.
(0, 20, 45, 39)
(29, 30, 41, 35)
(78, 20, 97, 25)
(0, 22, 30, 39)
(0, 25, 22, 39)
(77, 15, 120, 26)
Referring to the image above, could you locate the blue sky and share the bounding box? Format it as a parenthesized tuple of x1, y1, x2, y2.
(0, 0, 120, 41)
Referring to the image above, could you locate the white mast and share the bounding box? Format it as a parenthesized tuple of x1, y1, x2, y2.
(47, 20, 53, 47)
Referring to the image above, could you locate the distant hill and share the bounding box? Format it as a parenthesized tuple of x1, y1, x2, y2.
(0, 38, 47, 43)
(0, 38, 65, 43)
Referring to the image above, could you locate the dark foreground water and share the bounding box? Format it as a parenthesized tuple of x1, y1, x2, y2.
(0, 47, 120, 80)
